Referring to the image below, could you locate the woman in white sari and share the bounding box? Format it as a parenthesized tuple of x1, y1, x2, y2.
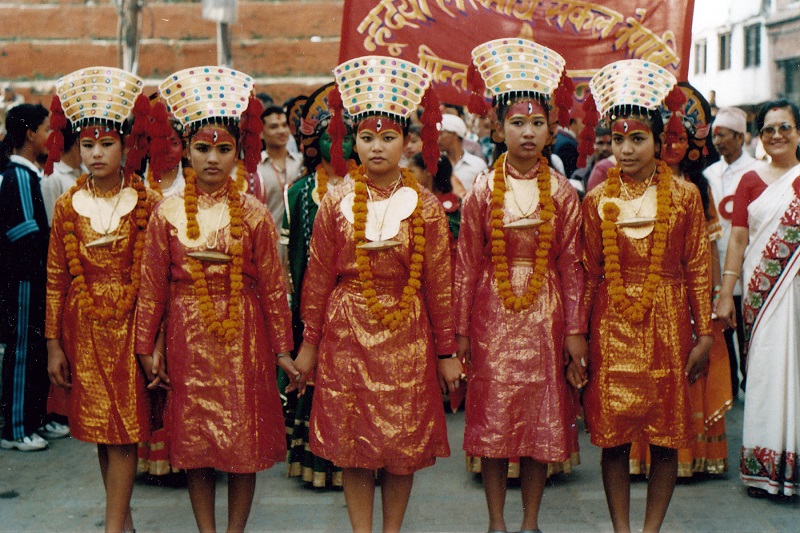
(716, 99, 800, 499)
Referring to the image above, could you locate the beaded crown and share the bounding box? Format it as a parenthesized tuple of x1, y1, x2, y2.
(333, 56, 432, 124)
(158, 66, 255, 128)
(56, 67, 144, 129)
(589, 59, 677, 119)
(471, 38, 566, 105)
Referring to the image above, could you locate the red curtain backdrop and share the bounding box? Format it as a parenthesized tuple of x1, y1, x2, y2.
(339, 0, 695, 105)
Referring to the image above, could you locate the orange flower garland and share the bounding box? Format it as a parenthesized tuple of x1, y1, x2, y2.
(601, 160, 672, 323)
(316, 160, 358, 199)
(183, 171, 245, 344)
(353, 165, 425, 330)
(183, 161, 246, 238)
(490, 153, 556, 312)
(62, 173, 150, 322)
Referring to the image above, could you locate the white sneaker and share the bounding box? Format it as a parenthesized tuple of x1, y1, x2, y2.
(37, 421, 70, 439)
(1, 435, 48, 451)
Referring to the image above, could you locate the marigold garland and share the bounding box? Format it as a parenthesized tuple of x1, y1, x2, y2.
(62, 173, 150, 322)
(183, 170, 245, 344)
(315, 159, 358, 199)
(183, 161, 246, 237)
(490, 153, 555, 312)
(601, 160, 672, 323)
(353, 165, 425, 330)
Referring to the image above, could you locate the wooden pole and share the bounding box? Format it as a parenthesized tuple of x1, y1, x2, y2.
(118, 0, 142, 74)
(217, 21, 233, 68)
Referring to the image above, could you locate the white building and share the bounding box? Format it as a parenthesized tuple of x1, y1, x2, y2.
(689, 0, 800, 109)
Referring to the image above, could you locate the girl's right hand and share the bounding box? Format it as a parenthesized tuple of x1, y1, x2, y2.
(137, 350, 171, 390)
(290, 342, 319, 395)
(47, 340, 71, 389)
(456, 335, 470, 365)
(715, 293, 737, 329)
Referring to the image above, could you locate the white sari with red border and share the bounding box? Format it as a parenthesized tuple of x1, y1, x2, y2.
(740, 164, 800, 495)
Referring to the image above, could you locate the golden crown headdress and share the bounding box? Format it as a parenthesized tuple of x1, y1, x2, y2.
(589, 59, 677, 119)
(333, 56, 432, 124)
(55, 67, 144, 129)
(158, 66, 255, 129)
(471, 38, 566, 105)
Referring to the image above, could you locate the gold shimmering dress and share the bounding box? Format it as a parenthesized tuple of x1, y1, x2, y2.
(135, 188, 292, 473)
(582, 174, 712, 449)
(301, 179, 457, 475)
(45, 183, 160, 444)
(455, 164, 586, 463)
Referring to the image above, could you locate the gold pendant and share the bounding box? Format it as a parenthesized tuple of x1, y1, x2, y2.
(357, 239, 401, 251)
(503, 218, 544, 229)
(85, 234, 124, 248)
(615, 217, 657, 228)
(187, 251, 232, 263)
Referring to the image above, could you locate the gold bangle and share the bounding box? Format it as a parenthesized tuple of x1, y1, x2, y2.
(722, 270, 740, 279)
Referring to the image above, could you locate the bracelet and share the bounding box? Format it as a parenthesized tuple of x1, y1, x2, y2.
(722, 270, 740, 279)
(437, 353, 458, 360)
(275, 352, 289, 359)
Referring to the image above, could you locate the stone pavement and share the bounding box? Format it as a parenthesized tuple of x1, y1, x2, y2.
(1, 399, 797, 533)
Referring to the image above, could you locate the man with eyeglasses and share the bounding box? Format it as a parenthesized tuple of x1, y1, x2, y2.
(704, 106, 758, 398)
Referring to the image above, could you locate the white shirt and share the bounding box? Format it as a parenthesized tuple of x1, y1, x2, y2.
(703, 151, 759, 295)
(257, 150, 303, 227)
(452, 151, 488, 192)
(41, 160, 85, 226)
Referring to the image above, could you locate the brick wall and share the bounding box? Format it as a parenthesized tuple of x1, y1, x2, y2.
(1, 0, 344, 104)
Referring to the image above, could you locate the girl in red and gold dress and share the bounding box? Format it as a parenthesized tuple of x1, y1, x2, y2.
(135, 67, 301, 531)
(45, 67, 158, 533)
(582, 60, 713, 532)
(455, 39, 588, 533)
(628, 84, 733, 479)
(293, 56, 463, 532)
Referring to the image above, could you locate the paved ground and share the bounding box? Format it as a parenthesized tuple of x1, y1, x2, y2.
(1, 396, 797, 532)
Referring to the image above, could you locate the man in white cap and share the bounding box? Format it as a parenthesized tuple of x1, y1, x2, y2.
(704, 106, 758, 397)
(438, 114, 487, 194)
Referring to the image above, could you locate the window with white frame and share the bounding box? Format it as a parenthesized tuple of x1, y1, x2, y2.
(719, 31, 731, 71)
(695, 40, 707, 75)
(745, 24, 761, 68)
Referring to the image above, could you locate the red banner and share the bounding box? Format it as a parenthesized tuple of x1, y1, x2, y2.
(339, 0, 695, 105)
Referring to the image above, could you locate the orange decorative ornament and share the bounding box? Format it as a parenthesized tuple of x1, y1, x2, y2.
(182, 171, 245, 344)
(352, 165, 425, 330)
(601, 160, 672, 323)
(62, 173, 151, 322)
(490, 153, 556, 312)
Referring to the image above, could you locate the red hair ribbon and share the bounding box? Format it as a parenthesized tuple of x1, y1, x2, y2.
(577, 90, 599, 169)
(146, 101, 174, 183)
(420, 86, 442, 176)
(240, 95, 264, 174)
(467, 63, 490, 117)
(44, 94, 67, 175)
(123, 94, 151, 178)
(553, 71, 575, 128)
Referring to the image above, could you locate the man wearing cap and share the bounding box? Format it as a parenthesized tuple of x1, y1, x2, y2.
(704, 106, 758, 397)
(438, 114, 487, 194)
